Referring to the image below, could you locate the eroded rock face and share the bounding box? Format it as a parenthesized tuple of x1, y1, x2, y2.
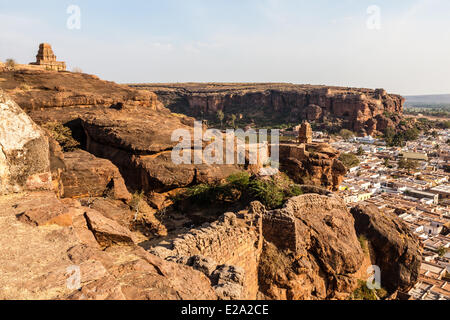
(135, 83, 404, 135)
(0, 192, 216, 300)
(80, 106, 242, 193)
(350, 204, 422, 293)
(0, 70, 161, 112)
(0, 90, 51, 194)
(279, 143, 347, 191)
(59, 150, 131, 202)
(260, 194, 364, 300)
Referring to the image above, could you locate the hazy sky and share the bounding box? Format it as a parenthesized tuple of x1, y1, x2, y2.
(1, 0, 449, 95)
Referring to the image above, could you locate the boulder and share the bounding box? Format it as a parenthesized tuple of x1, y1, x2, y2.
(0, 192, 217, 300)
(350, 204, 422, 292)
(306, 104, 323, 121)
(59, 150, 131, 202)
(14, 191, 84, 227)
(84, 209, 135, 248)
(0, 89, 51, 194)
(187, 255, 218, 278)
(211, 265, 245, 300)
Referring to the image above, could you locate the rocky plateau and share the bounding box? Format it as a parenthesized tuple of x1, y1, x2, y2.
(132, 83, 405, 135)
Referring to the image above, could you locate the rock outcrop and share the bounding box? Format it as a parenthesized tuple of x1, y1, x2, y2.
(0, 70, 246, 194)
(259, 193, 365, 300)
(279, 142, 347, 191)
(350, 204, 422, 293)
(132, 83, 405, 135)
(0, 90, 51, 194)
(0, 192, 216, 300)
(150, 191, 413, 300)
(0, 69, 161, 114)
(80, 106, 243, 193)
(58, 150, 131, 201)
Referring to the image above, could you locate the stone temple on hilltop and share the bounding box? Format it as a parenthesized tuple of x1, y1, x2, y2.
(29, 43, 66, 71)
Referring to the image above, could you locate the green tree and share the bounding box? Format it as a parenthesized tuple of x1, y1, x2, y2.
(398, 157, 407, 169)
(339, 153, 360, 169)
(437, 246, 447, 257)
(42, 121, 80, 152)
(384, 158, 390, 167)
(399, 158, 419, 173)
(229, 114, 237, 129)
(357, 146, 365, 156)
(383, 128, 396, 146)
(339, 129, 354, 140)
(406, 160, 418, 173)
(216, 110, 224, 128)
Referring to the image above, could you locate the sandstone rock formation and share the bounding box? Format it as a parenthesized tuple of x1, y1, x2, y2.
(133, 83, 405, 135)
(0, 69, 161, 113)
(0, 68, 420, 301)
(29, 43, 66, 71)
(58, 150, 131, 201)
(0, 192, 216, 300)
(0, 89, 51, 194)
(80, 106, 242, 193)
(351, 204, 422, 293)
(259, 193, 365, 300)
(279, 142, 347, 191)
(150, 191, 405, 300)
(0, 69, 247, 194)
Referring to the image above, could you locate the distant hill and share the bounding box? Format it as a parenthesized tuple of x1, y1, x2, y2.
(405, 94, 450, 107)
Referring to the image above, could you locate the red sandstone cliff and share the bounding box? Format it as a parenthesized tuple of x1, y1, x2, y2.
(133, 83, 404, 135)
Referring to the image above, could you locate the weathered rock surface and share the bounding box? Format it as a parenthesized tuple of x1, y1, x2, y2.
(259, 194, 365, 300)
(279, 143, 347, 191)
(16, 192, 82, 227)
(80, 106, 242, 193)
(0, 89, 51, 194)
(59, 149, 131, 201)
(211, 265, 245, 300)
(0, 192, 216, 300)
(151, 212, 262, 300)
(133, 83, 404, 135)
(350, 203, 422, 293)
(84, 209, 135, 248)
(0, 70, 161, 112)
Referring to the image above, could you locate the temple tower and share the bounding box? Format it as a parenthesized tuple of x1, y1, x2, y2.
(30, 43, 66, 71)
(298, 121, 313, 144)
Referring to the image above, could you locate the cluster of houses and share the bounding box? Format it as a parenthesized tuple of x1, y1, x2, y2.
(331, 130, 450, 300)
